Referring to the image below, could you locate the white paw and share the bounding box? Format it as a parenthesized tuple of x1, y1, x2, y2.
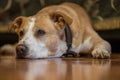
(92, 47, 111, 59)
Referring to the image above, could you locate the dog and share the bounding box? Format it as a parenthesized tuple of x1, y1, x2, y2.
(8, 2, 111, 59)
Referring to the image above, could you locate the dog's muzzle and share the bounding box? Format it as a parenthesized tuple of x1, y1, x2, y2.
(16, 44, 28, 58)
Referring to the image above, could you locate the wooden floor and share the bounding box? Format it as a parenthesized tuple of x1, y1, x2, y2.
(0, 54, 120, 80)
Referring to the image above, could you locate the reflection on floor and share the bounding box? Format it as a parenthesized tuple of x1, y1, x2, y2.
(0, 54, 120, 80)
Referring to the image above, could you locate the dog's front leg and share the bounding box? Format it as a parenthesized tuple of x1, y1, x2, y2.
(91, 36, 111, 59)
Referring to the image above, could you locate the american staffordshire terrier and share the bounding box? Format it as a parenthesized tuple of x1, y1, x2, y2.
(9, 2, 111, 59)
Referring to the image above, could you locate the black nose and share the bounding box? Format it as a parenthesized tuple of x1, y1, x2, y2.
(16, 44, 28, 58)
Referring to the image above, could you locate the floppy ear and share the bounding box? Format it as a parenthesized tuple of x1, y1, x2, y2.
(50, 10, 73, 31)
(51, 10, 73, 25)
(50, 10, 73, 40)
(8, 16, 26, 32)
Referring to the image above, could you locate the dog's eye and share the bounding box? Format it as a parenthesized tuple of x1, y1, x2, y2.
(36, 29, 46, 36)
(19, 31, 24, 36)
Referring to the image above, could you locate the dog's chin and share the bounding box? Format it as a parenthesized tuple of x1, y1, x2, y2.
(16, 55, 48, 59)
(16, 52, 49, 59)
(25, 53, 49, 59)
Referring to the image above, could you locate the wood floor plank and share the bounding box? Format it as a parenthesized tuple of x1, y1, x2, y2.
(0, 54, 120, 80)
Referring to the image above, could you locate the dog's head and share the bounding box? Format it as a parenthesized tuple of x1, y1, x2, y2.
(9, 11, 73, 58)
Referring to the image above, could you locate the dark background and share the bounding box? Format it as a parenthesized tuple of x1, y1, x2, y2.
(0, 0, 120, 52)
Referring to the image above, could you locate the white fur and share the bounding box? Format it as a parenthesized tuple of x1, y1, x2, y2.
(18, 17, 49, 58)
(71, 37, 93, 53)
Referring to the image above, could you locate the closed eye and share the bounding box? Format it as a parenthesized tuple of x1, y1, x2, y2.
(35, 29, 46, 36)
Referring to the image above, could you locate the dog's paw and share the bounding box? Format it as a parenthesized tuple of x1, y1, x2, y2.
(92, 47, 111, 59)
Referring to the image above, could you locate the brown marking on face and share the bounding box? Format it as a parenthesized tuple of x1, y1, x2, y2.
(32, 15, 63, 56)
(34, 14, 66, 36)
(34, 15, 57, 32)
(32, 15, 56, 40)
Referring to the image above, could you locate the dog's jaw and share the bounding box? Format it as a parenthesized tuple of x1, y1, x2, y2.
(49, 41, 67, 58)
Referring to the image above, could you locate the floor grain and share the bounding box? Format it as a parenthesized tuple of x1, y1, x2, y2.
(0, 54, 120, 80)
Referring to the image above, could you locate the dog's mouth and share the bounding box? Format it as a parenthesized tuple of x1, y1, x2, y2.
(16, 44, 49, 59)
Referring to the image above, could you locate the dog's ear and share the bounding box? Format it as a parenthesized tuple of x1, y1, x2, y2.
(50, 11, 73, 40)
(50, 10, 73, 31)
(8, 16, 26, 32)
(51, 10, 73, 25)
